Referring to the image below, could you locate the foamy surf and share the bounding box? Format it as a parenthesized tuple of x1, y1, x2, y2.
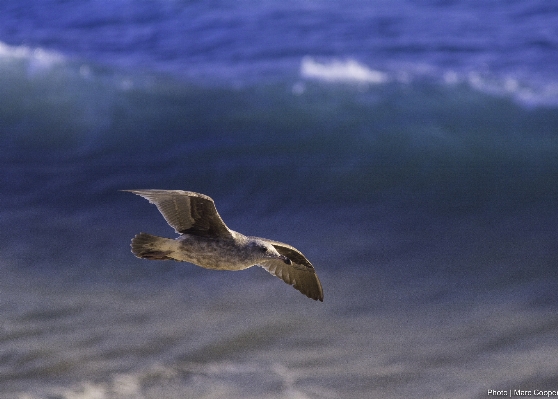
(300, 56, 389, 84)
(299, 55, 558, 107)
(9, 361, 331, 399)
(0, 40, 64, 76)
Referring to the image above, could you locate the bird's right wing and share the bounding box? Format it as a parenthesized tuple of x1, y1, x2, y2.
(123, 189, 233, 239)
(258, 239, 323, 302)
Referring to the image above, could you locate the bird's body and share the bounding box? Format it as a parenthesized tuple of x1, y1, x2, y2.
(175, 233, 257, 270)
(124, 189, 323, 301)
(133, 231, 276, 271)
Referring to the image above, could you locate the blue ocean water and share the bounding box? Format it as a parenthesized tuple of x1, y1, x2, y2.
(1, 1, 558, 398)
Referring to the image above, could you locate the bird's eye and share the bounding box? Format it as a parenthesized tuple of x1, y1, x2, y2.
(259, 246, 267, 253)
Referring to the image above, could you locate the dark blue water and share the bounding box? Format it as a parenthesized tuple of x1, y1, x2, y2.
(1, 1, 558, 398)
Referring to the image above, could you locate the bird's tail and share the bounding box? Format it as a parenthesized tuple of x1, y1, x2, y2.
(131, 232, 178, 260)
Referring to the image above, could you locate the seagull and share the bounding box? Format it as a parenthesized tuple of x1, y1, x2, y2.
(123, 190, 323, 301)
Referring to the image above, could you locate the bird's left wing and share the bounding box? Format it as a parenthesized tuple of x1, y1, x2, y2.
(258, 239, 323, 302)
(123, 189, 233, 239)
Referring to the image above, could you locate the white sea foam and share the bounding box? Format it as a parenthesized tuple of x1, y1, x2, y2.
(299, 54, 558, 107)
(10, 361, 332, 399)
(466, 71, 558, 107)
(0, 41, 63, 63)
(300, 56, 389, 84)
(0, 41, 64, 76)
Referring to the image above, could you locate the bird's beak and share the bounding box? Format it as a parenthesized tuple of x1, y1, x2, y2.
(264, 251, 292, 265)
(281, 255, 292, 265)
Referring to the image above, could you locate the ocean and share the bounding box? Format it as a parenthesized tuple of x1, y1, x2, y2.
(1, 1, 558, 398)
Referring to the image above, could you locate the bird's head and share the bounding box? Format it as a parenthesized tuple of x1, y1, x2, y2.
(250, 240, 292, 265)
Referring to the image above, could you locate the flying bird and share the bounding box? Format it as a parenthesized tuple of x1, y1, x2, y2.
(123, 189, 323, 301)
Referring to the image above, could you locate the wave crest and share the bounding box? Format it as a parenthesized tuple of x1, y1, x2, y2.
(0, 41, 64, 75)
(300, 56, 389, 84)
